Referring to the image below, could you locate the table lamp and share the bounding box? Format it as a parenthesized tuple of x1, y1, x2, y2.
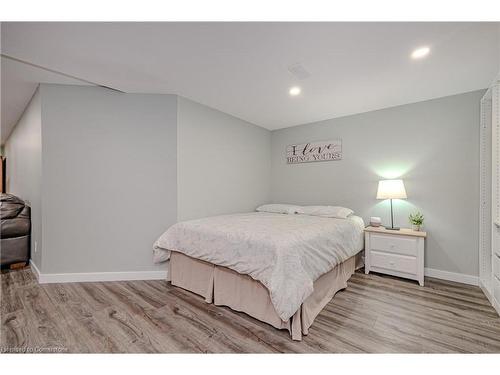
(376, 179, 407, 230)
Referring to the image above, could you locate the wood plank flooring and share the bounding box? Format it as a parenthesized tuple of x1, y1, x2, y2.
(1, 267, 500, 353)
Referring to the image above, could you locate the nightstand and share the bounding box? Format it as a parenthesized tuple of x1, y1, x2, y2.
(364, 226, 426, 286)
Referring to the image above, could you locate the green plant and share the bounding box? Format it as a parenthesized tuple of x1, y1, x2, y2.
(409, 212, 424, 226)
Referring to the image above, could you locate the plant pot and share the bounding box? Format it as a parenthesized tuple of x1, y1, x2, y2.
(412, 224, 421, 231)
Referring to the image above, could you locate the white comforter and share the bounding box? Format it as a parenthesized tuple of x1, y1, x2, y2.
(153, 212, 364, 321)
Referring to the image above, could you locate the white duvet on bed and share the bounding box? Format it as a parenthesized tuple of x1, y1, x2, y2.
(153, 212, 364, 321)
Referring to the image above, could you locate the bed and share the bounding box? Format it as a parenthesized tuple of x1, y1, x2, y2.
(154, 209, 364, 341)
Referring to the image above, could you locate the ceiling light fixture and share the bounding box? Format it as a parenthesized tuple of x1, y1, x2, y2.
(289, 86, 301, 96)
(411, 46, 430, 59)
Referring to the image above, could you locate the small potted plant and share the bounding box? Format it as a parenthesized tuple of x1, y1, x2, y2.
(409, 212, 424, 231)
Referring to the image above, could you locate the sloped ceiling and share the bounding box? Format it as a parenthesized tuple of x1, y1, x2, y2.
(1, 56, 92, 143)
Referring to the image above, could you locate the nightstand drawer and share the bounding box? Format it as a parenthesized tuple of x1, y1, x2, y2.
(493, 251, 500, 279)
(370, 233, 418, 256)
(370, 251, 417, 275)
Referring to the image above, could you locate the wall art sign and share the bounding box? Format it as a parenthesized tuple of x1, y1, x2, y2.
(286, 139, 342, 164)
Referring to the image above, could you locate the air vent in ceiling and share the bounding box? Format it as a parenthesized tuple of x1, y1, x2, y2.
(287, 63, 311, 80)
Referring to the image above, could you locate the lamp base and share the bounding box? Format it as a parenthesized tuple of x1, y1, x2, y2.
(385, 226, 400, 231)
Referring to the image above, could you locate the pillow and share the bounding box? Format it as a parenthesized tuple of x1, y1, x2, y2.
(256, 204, 303, 215)
(300, 205, 354, 219)
(153, 247, 170, 264)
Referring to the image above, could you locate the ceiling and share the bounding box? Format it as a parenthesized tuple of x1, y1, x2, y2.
(1, 22, 499, 143)
(1, 56, 92, 143)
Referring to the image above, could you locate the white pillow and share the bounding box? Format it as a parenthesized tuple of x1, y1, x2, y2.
(152, 247, 170, 264)
(256, 204, 302, 215)
(300, 205, 354, 219)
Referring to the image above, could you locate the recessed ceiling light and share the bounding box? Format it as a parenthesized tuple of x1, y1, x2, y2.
(411, 46, 430, 59)
(289, 86, 301, 96)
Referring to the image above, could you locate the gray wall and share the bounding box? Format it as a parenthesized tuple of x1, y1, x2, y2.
(4, 84, 484, 278)
(5, 87, 271, 275)
(177, 97, 271, 221)
(4, 89, 43, 268)
(494, 27, 500, 82)
(40, 85, 177, 273)
(271, 90, 484, 276)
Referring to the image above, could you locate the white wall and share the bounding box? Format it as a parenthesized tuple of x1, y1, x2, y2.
(271, 90, 484, 277)
(4, 89, 43, 268)
(177, 97, 271, 220)
(40, 85, 177, 274)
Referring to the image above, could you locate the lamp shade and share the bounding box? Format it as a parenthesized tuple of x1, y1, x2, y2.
(376, 179, 407, 200)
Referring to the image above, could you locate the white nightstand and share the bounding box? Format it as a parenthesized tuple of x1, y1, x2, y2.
(364, 226, 426, 286)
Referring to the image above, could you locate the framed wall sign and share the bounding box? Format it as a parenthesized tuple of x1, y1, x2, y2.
(286, 139, 342, 164)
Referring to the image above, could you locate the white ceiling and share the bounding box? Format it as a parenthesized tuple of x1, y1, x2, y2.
(1, 56, 92, 143)
(1, 22, 499, 142)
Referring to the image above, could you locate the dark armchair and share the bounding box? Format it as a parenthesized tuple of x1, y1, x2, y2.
(0, 193, 31, 267)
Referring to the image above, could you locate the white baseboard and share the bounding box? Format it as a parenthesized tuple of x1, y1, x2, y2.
(480, 279, 500, 316)
(493, 297, 500, 316)
(29, 259, 168, 284)
(28, 260, 475, 286)
(29, 259, 41, 282)
(480, 279, 493, 302)
(424, 267, 478, 286)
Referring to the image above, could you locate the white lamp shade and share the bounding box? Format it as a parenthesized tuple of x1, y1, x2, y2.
(376, 179, 407, 200)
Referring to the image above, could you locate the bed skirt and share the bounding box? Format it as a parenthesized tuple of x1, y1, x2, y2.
(169, 251, 363, 341)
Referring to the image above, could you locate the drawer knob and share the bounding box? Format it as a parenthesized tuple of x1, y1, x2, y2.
(389, 261, 395, 266)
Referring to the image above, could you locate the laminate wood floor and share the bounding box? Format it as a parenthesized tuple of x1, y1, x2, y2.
(1, 267, 500, 353)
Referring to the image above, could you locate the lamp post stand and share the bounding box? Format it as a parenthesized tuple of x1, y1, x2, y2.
(386, 198, 400, 230)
